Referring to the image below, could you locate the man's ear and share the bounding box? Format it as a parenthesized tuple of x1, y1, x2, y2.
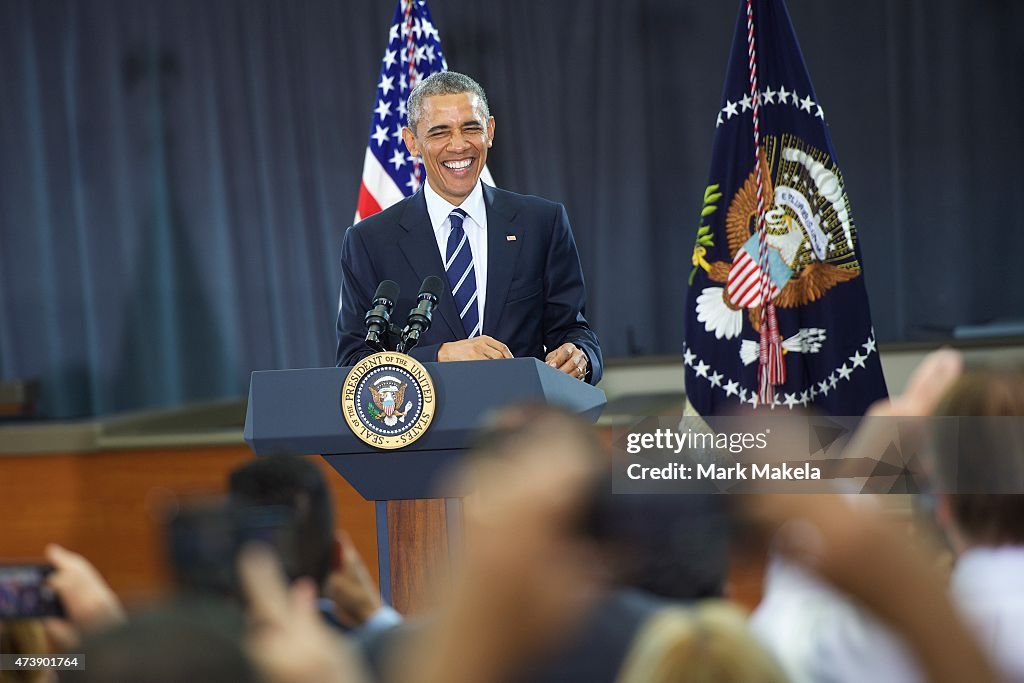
(402, 127, 419, 156)
(486, 116, 495, 148)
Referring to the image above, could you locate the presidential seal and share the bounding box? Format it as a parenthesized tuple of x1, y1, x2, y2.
(341, 352, 435, 450)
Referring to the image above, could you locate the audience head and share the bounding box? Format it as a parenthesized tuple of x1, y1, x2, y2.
(74, 602, 256, 683)
(617, 603, 789, 683)
(471, 403, 604, 462)
(590, 488, 731, 600)
(228, 456, 335, 588)
(931, 366, 1024, 550)
(473, 406, 730, 599)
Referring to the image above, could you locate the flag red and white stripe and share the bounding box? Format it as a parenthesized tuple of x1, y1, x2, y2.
(355, 0, 493, 223)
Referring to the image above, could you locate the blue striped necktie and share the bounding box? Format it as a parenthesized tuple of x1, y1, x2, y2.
(444, 208, 480, 337)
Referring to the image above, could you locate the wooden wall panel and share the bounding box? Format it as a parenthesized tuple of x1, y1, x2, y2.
(0, 448, 378, 605)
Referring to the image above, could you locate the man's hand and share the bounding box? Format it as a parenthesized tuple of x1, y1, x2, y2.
(438, 336, 513, 362)
(326, 531, 384, 628)
(545, 343, 588, 381)
(43, 544, 126, 649)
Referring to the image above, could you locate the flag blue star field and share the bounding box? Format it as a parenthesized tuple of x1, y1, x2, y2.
(355, 0, 492, 221)
(683, 0, 888, 416)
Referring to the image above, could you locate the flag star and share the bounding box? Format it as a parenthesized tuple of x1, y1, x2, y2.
(694, 359, 710, 378)
(389, 23, 400, 43)
(739, 94, 753, 112)
(683, 348, 696, 366)
(415, 45, 427, 64)
(748, 392, 759, 408)
(724, 100, 739, 119)
(420, 18, 437, 40)
(763, 86, 776, 104)
(398, 98, 408, 118)
(801, 95, 814, 112)
(425, 44, 436, 63)
(405, 175, 420, 193)
(818, 379, 830, 396)
(850, 351, 867, 369)
(412, 18, 423, 39)
(716, 112, 724, 127)
(777, 86, 790, 104)
(799, 390, 810, 405)
(816, 104, 825, 119)
(724, 380, 739, 397)
(389, 148, 406, 170)
(784, 393, 799, 408)
(378, 74, 395, 96)
(829, 373, 839, 388)
(400, 75, 408, 92)
(374, 99, 392, 119)
(809, 385, 818, 399)
(837, 363, 853, 380)
(709, 371, 723, 388)
(862, 337, 877, 354)
(383, 49, 397, 69)
(392, 125, 403, 142)
(371, 125, 389, 147)
(739, 388, 749, 403)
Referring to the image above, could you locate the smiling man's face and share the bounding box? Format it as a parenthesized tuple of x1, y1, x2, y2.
(402, 92, 495, 206)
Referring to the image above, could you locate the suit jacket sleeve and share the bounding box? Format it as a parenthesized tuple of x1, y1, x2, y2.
(336, 225, 379, 367)
(543, 204, 603, 385)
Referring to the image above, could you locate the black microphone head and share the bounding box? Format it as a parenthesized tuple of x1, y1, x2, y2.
(373, 280, 400, 305)
(419, 276, 445, 301)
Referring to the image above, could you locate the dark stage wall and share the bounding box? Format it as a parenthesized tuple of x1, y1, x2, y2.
(1, 0, 1021, 417)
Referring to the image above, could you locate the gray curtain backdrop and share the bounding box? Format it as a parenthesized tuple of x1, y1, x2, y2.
(1, 0, 1021, 418)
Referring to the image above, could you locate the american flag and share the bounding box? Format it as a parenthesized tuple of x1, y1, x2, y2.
(355, 0, 493, 222)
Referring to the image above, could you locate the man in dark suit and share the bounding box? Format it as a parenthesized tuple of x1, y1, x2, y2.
(336, 71, 602, 384)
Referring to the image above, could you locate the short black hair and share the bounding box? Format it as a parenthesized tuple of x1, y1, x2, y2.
(228, 456, 335, 587)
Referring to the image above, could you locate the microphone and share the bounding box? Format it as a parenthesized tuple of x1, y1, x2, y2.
(398, 276, 445, 353)
(364, 280, 400, 352)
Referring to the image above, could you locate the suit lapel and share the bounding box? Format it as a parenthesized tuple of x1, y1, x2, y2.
(482, 184, 522, 336)
(397, 192, 464, 341)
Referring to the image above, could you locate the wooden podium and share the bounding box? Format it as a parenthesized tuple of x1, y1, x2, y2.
(244, 357, 605, 613)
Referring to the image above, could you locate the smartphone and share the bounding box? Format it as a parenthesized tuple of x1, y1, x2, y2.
(165, 500, 296, 597)
(0, 564, 65, 619)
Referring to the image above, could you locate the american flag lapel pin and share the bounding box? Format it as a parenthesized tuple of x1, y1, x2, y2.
(506, 234, 517, 241)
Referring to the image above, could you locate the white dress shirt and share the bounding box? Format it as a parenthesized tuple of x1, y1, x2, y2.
(752, 546, 1024, 683)
(750, 557, 922, 683)
(951, 546, 1024, 683)
(423, 180, 488, 333)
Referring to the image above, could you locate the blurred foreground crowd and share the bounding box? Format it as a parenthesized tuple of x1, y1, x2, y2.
(1, 349, 1022, 683)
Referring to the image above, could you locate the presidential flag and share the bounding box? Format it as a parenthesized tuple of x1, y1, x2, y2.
(683, 0, 888, 416)
(355, 0, 493, 222)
